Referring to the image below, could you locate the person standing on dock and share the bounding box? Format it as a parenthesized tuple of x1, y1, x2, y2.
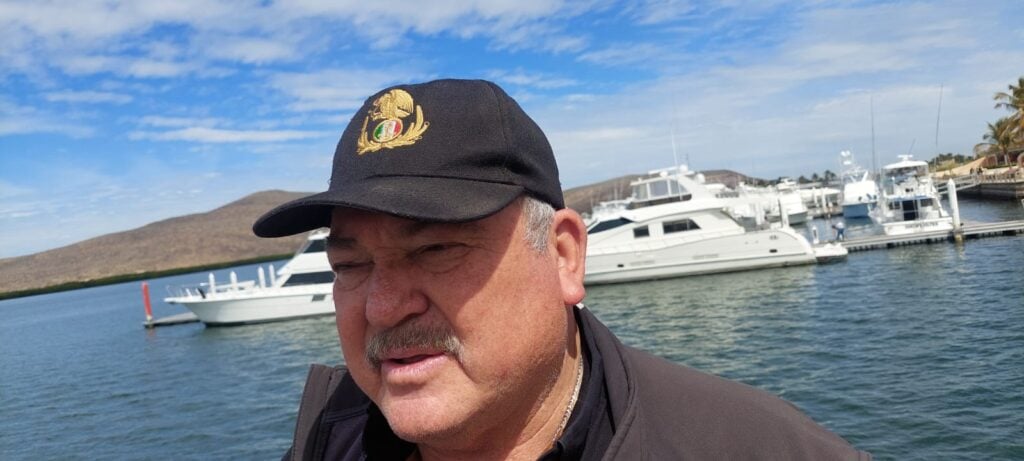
(253, 79, 870, 460)
(833, 220, 847, 241)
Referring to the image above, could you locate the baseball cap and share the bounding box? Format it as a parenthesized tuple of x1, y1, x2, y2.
(253, 79, 564, 238)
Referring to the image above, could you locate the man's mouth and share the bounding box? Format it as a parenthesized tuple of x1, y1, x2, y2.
(388, 353, 438, 365)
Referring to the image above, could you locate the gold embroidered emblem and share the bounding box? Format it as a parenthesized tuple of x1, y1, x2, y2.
(356, 89, 429, 155)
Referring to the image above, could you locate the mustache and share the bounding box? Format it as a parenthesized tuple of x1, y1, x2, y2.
(365, 320, 464, 370)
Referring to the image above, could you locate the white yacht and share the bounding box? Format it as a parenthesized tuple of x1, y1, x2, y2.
(838, 150, 878, 219)
(872, 155, 953, 236)
(584, 166, 839, 285)
(727, 180, 808, 227)
(164, 230, 335, 325)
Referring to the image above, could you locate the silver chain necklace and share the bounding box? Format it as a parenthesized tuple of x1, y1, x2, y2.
(553, 357, 585, 444)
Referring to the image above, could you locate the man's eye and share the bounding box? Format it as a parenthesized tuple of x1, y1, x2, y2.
(411, 243, 470, 273)
(332, 262, 372, 290)
(420, 243, 455, 253)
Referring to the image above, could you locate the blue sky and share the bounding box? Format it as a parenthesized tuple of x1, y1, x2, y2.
(1, 0, 1021, 258)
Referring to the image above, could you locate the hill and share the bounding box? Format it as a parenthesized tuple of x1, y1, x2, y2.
(0, 170, 751, 298)
(0, 191, 309, 298)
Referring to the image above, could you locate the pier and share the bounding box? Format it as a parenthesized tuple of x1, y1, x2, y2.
(841, 219, 1024, 252)
(937, 173, 1024, 199)
(145, 312, 199, 328)
(141, 281, 200, 328)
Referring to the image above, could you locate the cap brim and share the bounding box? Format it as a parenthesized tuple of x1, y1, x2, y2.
(253, 176, 525, 237)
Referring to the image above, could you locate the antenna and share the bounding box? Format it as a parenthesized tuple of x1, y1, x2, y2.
(870, 94, 877, 177)
(671, 123, 680, 169)
(934, 84, 944, 156)
(670, 100, 686, 200)
(907, 138, 916, 156)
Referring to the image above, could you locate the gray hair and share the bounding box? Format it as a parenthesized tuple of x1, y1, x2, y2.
(522, 195, 554, 252)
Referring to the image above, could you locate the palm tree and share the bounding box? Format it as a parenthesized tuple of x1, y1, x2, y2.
(993, 76, 1024, 140)
(973, 117, 1017, 163)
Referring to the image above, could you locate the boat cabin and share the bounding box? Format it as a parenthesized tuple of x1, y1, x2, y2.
(629, 173, 692, 209)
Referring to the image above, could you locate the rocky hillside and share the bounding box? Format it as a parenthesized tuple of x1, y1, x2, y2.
(0, 191, 309, 296)
(0, 170, 749, 297)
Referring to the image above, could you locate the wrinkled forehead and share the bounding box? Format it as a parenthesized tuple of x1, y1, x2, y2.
(326, 205, 511, 248)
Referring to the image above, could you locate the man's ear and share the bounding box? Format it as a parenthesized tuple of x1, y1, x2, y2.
(551, 208, 587, 306)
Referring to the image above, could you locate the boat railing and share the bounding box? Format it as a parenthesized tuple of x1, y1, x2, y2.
(165, 279, 259, 300)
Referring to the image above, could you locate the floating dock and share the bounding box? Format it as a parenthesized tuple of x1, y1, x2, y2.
(141, 281, 200, 328)
(841, 220, 1024, 252)
(145, 312, 199, 328)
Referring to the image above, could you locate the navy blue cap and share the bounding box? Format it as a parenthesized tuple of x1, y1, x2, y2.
(253, 79, 564, 237)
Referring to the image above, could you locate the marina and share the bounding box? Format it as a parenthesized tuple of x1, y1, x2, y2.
(3, 196, 1022, 460)
(584, 166, 842, 285)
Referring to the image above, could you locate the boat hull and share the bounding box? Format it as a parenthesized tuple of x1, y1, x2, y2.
(881, 217, 954, 236)
(585, 229, 816, 285)
(787, 210, 809, 225)
(167, 286, 334, 326)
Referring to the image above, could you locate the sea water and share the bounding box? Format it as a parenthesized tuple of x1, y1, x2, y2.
(2, 197, 1022, 460)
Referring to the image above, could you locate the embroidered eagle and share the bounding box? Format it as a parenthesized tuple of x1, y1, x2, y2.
(356, 89, 429, 155)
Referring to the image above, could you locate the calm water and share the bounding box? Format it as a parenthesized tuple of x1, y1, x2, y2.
(2, 198, 1023, 460)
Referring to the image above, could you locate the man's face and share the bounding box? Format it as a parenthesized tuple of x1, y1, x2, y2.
(326, 200, 570, 445)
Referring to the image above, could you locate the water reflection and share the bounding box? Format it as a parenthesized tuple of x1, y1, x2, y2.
(586, 264, 819, 381)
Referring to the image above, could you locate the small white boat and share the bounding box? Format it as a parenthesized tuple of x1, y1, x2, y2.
(839, 150, 878, 219)
(872, 155, 953, 235)
(164, 230, 335, 326)
(584, 166, 824, 285)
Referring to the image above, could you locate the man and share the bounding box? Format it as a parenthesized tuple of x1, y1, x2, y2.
(833, 220, 847, 241)
(254, 79, 870, 460)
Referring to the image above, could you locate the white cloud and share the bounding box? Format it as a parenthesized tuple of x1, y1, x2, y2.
(269, 68, 420, 112)
(1, 0, 592, 78)
(137, 115, 224, 128)
(45, 90, 133, 104)
(129, 126, 327, 143)
(56, 54, 195, 78)
(528, 1, 1023, 185)
(578, 42, 667, 66)
(624, 0, 697, 25)
(486, 69, 577, 89)
(0, 99, 93, 137)
(203, 36, 299, 64)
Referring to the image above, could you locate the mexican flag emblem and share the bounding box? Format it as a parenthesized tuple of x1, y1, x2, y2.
(373, 119, 403, 142)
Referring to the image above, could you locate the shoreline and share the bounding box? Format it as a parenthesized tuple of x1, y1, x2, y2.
(0, 253, 292, 302)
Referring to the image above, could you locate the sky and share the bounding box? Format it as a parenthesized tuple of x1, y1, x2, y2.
(1, 0, 1021, 258)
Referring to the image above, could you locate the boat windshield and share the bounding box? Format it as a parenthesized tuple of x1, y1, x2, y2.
(300, 238, 327, 254)
(633, 177, 684, 199)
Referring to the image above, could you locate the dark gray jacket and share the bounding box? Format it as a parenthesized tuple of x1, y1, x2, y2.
(284, 308, 870, 460)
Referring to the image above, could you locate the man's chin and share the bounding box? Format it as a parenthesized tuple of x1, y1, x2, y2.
(382, 402, 465, 444)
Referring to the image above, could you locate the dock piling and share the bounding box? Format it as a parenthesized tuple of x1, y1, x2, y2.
(142, 282, 154, 328)
(947, 178, 963, 243)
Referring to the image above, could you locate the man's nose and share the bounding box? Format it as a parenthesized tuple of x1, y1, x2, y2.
(363, 261, 428, 328)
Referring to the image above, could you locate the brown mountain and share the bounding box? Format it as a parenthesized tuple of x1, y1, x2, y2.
(0, 170, 752, 298)
(0, 191, 309, 297)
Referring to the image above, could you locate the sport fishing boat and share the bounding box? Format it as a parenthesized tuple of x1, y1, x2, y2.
(838, 150, 878, 219)
(772, 178, 810, 224)
(872, 155, 953, 236)
(726, 180, 808, 227)
(164, 230, 335, 325)
(585, 166, 843, 285)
